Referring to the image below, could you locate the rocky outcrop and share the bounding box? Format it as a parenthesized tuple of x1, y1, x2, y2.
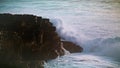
(0, 13, 83, 68)
(0, 13, 64, 68)
(62, 41, 83, 53)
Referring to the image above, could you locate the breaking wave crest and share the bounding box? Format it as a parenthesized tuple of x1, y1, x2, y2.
(50, 19, 120, 61)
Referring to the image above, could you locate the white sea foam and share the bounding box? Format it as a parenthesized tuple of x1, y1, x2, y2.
(44, 53, 120, 68)
(0, 0, 120, 67)
(50, 18, 120, 61)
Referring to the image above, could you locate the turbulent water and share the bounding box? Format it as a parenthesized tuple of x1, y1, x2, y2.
(44, 53, 120, 68)
(0, 0, 120, 68)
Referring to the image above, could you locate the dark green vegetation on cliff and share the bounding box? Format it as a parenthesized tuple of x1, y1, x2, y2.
(0, 13, 83, 68)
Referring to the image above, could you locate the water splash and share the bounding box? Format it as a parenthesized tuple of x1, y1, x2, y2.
(44, 53, 120, 68)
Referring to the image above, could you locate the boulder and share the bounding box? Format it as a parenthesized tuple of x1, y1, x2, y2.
(62, 41, 83, 53)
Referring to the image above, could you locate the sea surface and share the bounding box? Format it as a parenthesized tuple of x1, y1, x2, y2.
(0, 0, 120, 68)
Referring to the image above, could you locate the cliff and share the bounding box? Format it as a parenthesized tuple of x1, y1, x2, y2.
(0, 13, 83, 68)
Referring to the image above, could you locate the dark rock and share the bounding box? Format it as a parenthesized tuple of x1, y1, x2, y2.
(0, 13, 83, 68)
(0, 13, 64, 68)
(62, 41, 83, 53)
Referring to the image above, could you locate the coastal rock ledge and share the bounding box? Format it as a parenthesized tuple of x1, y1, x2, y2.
(0, 13, 83, 68)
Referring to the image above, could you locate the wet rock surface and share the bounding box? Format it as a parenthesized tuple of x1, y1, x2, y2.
(0, 13, 83, 68)
(62, 41, 83, 53)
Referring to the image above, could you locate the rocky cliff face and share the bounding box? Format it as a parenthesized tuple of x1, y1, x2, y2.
(0, 13, 83, 68)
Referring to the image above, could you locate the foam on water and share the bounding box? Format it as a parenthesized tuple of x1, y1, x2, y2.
(0, 0, 120, 67)
(44, 53, 120, 68)
(50, 17, 120, 60)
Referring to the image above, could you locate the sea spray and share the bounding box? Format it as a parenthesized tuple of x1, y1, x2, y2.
(44, 53, 120, 68)
(50, 18, 85, 45)
(1, 0, 120, 67)
(50, 18, 120, 61)
(81, 37, 120, 61)
(61, 42, 70, 55)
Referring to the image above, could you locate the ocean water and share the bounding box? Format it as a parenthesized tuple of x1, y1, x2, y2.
(0, 0, 120, 68)
(44, 53, 120, 68)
